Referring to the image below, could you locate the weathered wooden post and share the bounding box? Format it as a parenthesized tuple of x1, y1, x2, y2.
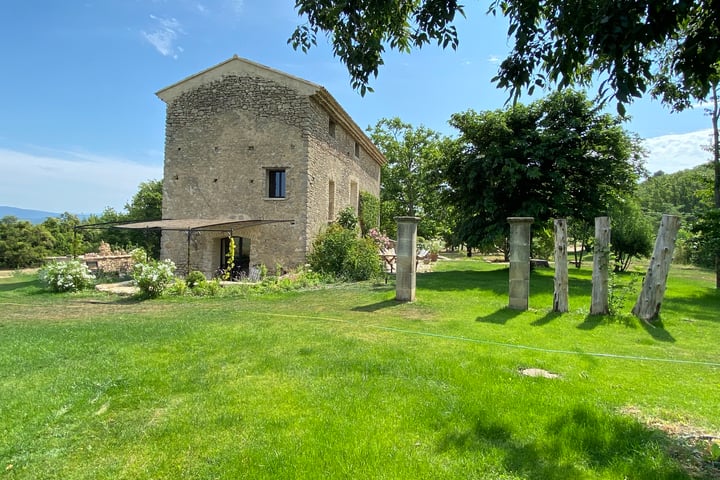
(395, 216, 420, 302)
(591, 216, 611, 315)
(553, 218, 569, 313)
(508, 217, 534, 310)
(632, 214, 681, 321)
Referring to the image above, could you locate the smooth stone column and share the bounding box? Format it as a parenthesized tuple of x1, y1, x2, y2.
(508, 217, 534, 310)
(395, 216, 420, 302)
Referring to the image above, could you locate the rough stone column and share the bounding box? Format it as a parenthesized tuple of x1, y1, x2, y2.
(395, 216, 420, 302)
(590, 216, 611, 315)
(508, 217, 534, 310)
(553, 218, 569, 313)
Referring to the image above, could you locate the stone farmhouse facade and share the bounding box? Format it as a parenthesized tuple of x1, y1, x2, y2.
(155, 56, 386, 277)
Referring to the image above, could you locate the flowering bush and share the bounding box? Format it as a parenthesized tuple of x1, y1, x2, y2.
(132, 259, 176, 298)
(39, 260, 95, 293)
(368, 228, 393, 250)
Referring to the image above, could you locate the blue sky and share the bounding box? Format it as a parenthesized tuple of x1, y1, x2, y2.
(0, 1, 715, 214)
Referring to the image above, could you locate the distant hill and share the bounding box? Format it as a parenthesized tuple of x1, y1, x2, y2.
(0, 205, 61, 223)
(0, 206, 94, 224)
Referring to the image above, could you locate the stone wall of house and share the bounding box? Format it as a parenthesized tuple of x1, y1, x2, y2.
(160, 70, 381, 277)
(161, 74, 311, 276)
(305, 99, 381, 244)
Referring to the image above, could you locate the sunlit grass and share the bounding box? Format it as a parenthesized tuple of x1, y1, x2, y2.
(1, 259, 718, 479)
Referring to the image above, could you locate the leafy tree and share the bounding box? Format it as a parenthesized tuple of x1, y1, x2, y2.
(42, 213, 84, 256)
(610, 199, 654, 272)
(81, 180, 163, 258)
(367, 118, 449, 239)
(0, 216, 54, 268)
(124, 180, 163, 258)
(637, 164, 713, 224)
(442, 90, 644, 250)
(290, 0, 720, 112)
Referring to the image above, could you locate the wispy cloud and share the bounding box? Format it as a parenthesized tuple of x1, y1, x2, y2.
(643, 129, 713, 174)
(142, 15, 185, 59)
(487, 55, 501, 64)
(0, 148, 163, 213)
(227, 0, 244, 15)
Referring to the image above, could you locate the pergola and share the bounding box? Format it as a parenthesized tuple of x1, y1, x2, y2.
(74, 218, 294, 273)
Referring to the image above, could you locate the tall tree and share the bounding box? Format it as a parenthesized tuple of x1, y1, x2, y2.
(290, 0, 720, 111)
(0, 216, 54, 268)
(442, 90, 644, 249)
(367, 118, 449, 239)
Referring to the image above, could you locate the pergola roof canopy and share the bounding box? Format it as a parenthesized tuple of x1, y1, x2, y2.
(78, 218, 294, 232)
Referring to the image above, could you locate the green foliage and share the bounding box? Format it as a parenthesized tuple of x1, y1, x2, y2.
(532, 220, 555, 260)
(637, 164, 713, 224)
(367, 118, 450, 239)
(611, 200, 655, 272)
(336, 207, 358, 231)
(444, 91, 644, 249)
(358, 191, 380, 235)
(292, 0, 720, 113)
(132, 258, 176, 298)
(185, 271, 207, 289)
(308, 223, 381, 281)
(608, 271, 642, 316)
(0, 216, 54, 268)
(41, 213, 84, 256)
(690, 208, 720, 269)
(38, 260, 96, 293)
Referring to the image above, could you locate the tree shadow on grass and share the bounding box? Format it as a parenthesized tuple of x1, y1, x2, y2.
(638, 317, 677, 343)
(531, 310, 564, 326)
(577, 314, 676, 343)
(436, 404, 692, 480)
(351, 299, 404, 313)
(476, 307, 524, 325)
(0, 276, 42, 293)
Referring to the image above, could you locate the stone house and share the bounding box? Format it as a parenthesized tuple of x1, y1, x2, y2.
(154, 55, 386, 277)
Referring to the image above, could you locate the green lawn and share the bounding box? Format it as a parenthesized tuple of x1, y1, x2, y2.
(1, 257, 719, 479)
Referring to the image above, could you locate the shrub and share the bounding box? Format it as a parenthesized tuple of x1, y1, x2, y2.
(309, 224, 381, 281)
(336, 207, 358, 231)
(186, 270, 207, 289)
(358, 191, 380, 235)
(166, 278, 188, 296)
(132, 259, 176, 298)
(190, 278, 221, 297)
(39, 260, 95, 293)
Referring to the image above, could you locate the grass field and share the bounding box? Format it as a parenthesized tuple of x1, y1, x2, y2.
(1, 256, 719, 479)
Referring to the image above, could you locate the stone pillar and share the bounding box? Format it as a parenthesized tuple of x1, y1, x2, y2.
(395, 216, 420, 302)
(508, 217, 534, 310)
(553, 218, 569, 313)
(590, 216, 611, 315)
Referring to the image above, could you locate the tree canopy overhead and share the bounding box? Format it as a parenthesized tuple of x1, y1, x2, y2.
(290, 0, 720, 111)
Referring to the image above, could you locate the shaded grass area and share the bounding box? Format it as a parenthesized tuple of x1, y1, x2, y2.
(1, 260, 719, 479)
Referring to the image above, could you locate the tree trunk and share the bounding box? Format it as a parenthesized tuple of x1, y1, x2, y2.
(711, 85, 720, 289)
(590, 217, 610, 315)
(553, 219, 569, 312)
(632, 215, 681, 321)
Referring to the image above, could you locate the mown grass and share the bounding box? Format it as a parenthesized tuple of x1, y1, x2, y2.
(1, 257, 719, 479)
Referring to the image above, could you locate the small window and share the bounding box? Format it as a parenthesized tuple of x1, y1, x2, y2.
(329, 119, 336, 138)
(268, 169, 286, 198)
(328, 180, 335, 221)
(354, 141, 360, 158)
(350, 180, 358, 212)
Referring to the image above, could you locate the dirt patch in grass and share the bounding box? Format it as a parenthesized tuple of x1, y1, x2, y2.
(621, 405, 720, 479)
